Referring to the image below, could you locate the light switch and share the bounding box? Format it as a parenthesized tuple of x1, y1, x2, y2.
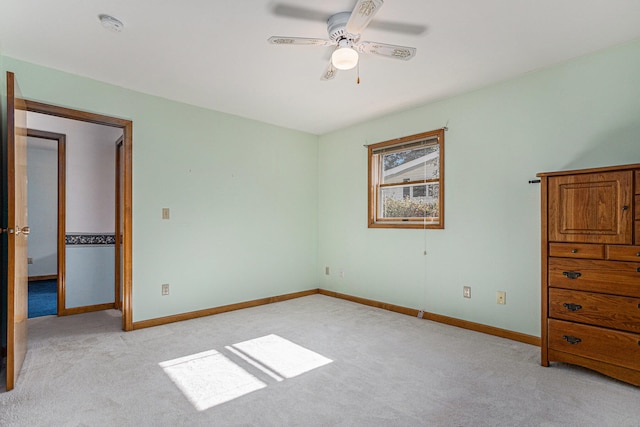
(162, 208, 170, 220)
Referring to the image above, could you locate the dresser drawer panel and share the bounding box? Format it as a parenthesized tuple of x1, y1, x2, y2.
(606, 245, 640, 262)
(548, 319, 640, 371)
(549, 288, 640, 333)
(548, 258, 640, 297)
(549, 243, 604, 259)
(636, 171, 640, 194)
(636, 195, 640, 218)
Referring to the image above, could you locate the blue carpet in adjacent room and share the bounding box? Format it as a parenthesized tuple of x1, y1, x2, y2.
(28, 280, 57, 318)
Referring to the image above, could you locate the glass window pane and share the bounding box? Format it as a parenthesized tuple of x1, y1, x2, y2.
(380, 183, 439, 218)
(413, 185, 426, 197)
(382, 145, 439, 185)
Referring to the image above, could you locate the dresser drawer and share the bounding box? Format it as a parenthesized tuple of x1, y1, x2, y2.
(636, 195, 640, 219)
(549, 288, 640, 333)
(548, 258, 640, 297)
(636, 171, 640, 194)
(606, 245, 640, 262)
(548, 319, 640, 371)
(549, 243, 604, 259)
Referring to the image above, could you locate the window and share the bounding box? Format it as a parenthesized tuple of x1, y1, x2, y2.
(368, 129, 444, 229)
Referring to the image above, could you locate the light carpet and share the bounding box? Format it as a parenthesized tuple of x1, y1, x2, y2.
(1, 294, 638, 426)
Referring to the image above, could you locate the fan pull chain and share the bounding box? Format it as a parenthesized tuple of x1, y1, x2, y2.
(357, 61, 361, 84)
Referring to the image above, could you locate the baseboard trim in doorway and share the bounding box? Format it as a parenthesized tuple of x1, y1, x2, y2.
(132, 289, 319, 330)
(319, 289, 541, 347)
(61, 303, 116, 316)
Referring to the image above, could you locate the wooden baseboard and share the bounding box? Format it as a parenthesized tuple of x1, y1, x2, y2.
(28, 274, 57, 282)
(129, 287, 539, 347)
(61, 302, 116, 316)
(319, 289, 541, 347)
(319, 289, 420, 317)
(132, 289, 320, 330)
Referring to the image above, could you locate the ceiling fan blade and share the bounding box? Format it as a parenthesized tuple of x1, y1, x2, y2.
(346, 0, 384, 37)
(321, 62, 337, 81)
(268, 36, 334, 47)
(357, 41, 416, 60)
(271, 4, 330, 22)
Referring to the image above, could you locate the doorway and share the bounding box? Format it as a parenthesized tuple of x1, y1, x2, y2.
(25, 129, 64, 318)
(24, 101, 133, 331)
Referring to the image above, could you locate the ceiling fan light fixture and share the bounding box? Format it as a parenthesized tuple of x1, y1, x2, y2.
(332, 46, 359, 70)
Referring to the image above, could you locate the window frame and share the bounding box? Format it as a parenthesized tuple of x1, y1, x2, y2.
(368, 129, 445, 229)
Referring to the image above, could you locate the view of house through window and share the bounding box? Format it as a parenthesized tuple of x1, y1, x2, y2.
(368, 129, 444, 229)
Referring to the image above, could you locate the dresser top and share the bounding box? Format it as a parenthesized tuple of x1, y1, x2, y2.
(537, 163, 640, 178)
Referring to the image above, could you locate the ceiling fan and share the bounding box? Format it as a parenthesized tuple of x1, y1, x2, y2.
(268, 0, 418, 81)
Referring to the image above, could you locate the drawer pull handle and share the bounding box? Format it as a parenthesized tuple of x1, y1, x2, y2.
(622, 205, 629, 211)
(562, 335, 582, 345)
(636, 252, 640, 257)
(562, 271, 582, 280)
(571, 249, 578, 253)
(637, 268, 640, 273)
(563, 303, 582, 312)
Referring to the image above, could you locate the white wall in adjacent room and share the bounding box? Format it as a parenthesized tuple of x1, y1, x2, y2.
(28, 113, 121, 233)
(27, 137, 57, 277)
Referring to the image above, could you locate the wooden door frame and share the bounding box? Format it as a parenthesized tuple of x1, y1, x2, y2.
(25, 129, 66, 316)
(114, 136, 123, 310)
(23, 100, 134, 331)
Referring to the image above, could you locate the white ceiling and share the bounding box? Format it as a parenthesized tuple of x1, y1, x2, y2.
(2, 1, 640, 135)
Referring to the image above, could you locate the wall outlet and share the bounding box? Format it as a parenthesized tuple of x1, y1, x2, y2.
(463, 286, 471, 298)
(325, 266, 330, 275)
(162, 283, 170, 296)
(496, 291, 506, 305)
(162, 208, 170, 220)
(27, 257, 33, 264)
(339, 269, 344, 279)
(417, 310, 424, 319)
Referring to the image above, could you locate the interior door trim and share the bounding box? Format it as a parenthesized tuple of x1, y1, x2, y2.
(115, 136, 124, 311)
(24, 100, 134, 331)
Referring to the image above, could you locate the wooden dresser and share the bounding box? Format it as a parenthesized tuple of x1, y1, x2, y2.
(537, 164, 640, 386)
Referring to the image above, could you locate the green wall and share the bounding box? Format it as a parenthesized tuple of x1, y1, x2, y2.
(1, 57, 319, 322)
(3, 39, 639, 336)
(318, 40, 640, 337)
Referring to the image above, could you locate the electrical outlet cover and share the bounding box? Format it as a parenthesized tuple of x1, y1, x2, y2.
(497, 291, 506, 304)
(463, 286, 471, 298)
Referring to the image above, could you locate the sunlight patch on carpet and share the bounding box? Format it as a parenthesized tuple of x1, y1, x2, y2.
(160, 349, 266, 411)
(232, 334, 332, 378)
(225, 345, 284, 382)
